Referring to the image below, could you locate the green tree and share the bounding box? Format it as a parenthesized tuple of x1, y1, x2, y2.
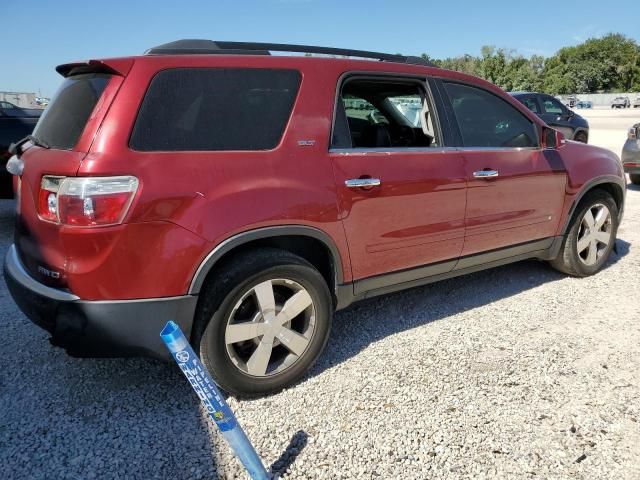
(421, 33, 640, 94)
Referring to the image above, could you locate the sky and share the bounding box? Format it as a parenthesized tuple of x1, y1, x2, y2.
(2, 0, 638, 97)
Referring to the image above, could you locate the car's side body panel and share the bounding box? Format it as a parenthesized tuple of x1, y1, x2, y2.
(554, 142, 626, 234)
(68, 55, 625, 302)
(458, 148, 567, 256)
(329, 148, 467, 282)
(4, 51, 627, 365)
(78, 56, 354, 294)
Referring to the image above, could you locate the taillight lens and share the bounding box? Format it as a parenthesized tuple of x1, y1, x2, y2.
(38, 176, 64, 222)
(38, 176, 139, 227)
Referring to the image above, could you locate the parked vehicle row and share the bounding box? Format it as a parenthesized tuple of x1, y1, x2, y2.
(555, 95, 640, 109)
(4, 40, 626, 396)
(510, 92, 589, 143)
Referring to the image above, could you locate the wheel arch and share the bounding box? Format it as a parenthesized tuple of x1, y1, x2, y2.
(188, 225, 345, 298)
(561, 175, 625, 234)
(572, 128, 589, 141)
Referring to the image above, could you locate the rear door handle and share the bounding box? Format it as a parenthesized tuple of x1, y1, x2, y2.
(345, 178, 381, 188)
(473, 170, 499, 179)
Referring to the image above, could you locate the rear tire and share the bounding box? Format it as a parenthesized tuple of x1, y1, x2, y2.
(195, 248, 333, 397)
(574, 131, 588, 143)
(630, 174, 640, 185)
(550, 190, 618, 277)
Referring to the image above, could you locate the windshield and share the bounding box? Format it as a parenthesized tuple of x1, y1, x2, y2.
(33, 73, 111, 150)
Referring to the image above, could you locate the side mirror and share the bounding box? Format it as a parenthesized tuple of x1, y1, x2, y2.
(543, 127, 565, 149)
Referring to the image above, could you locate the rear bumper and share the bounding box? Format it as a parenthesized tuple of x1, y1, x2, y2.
(622, 163, 640, 175)
(3, 244, 198, 359)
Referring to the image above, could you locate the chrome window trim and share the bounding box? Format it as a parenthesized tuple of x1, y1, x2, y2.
(456, 146, 542, 152)
(329, 147, 458, 154)
(329, 146, 541, 154)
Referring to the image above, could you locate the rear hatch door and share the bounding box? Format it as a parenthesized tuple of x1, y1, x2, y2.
(13, 60, 130, 288)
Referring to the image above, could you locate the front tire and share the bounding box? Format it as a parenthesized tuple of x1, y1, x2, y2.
(550, 190, 618, 277)
(574, 131, 588, 143)
(630, 174, 640, 185)
(196, 248, 333, 397)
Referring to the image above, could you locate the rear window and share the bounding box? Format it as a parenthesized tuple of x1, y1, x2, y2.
(33, 73, 111, 150)
(129, 68, 301, 151)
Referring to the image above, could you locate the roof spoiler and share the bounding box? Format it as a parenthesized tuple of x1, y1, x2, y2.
(55, 58, 134, 78)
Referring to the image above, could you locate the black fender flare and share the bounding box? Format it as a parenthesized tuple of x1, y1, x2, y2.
(561, 175, 626, 235)
(188, 225, 345, 295)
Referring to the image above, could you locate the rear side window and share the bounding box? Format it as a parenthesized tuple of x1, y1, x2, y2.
(33, 73, 111, 150)
(130, 68, 301, 151)
(443, 82, 538, 148)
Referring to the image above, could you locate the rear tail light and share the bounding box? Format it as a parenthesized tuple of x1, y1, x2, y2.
(38, 176, 139, 227)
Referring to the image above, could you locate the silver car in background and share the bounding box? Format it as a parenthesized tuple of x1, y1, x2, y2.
(622, 123, 640, 185)
(611, 96, 631, 108)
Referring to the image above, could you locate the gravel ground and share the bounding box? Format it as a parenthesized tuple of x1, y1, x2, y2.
(1, 185, 639, 477)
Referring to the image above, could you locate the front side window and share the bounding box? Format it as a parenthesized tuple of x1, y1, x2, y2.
(130, 68, 301, 151)
(334, 78, 439, 149)
(541, 97, 565, 115)
(443, 82, 538, 148)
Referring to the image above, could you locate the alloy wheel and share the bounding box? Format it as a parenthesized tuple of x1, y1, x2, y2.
(224, 278, 316, 377)
(576, 203, 612, 266)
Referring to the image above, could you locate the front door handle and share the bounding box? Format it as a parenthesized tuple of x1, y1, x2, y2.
(473, 169, 499, 179)
(345, 178, 381, 188)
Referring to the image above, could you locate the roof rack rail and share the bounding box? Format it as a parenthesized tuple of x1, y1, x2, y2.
(145, 40, 434, 67)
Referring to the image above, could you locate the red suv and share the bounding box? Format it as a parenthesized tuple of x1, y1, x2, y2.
(4, 40, 626, 396)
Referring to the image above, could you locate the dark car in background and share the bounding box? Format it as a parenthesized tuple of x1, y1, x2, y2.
(0, 101, 43, 118)
(622, 123, 640, 185)
(510, 92, 589, 143)
(0, 103, 41, 198)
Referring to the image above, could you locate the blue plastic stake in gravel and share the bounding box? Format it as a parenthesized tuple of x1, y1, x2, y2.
(160, 321, 269, 480)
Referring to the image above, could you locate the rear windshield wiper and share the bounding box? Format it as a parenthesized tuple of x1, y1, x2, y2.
(8, 134, 50, 157)
(26, 134, 50, 149)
